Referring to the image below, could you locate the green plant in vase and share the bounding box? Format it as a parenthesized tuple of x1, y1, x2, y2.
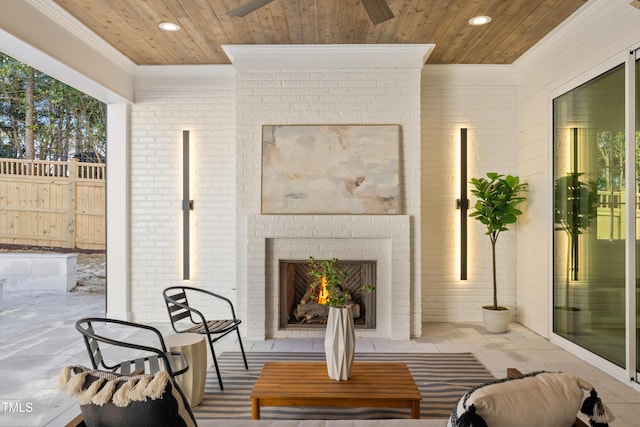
(307, 256, 350, 308)
(307, 256, 374, 381)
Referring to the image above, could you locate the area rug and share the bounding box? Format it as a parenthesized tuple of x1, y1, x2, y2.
(192, 352, 494, 420)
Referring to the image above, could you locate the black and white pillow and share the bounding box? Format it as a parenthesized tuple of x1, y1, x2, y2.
(58, 365, 197, 427)
(447, 371, 614, 427)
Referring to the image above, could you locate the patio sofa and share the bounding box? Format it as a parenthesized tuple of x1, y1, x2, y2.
(61, 367, 597, 427)
(196, 421, 443, 427)
(66, 418, 444, 427)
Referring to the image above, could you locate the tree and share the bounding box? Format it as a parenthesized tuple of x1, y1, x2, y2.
(0, 54, 31, 157)
(0, 52, 105, 162)
(24, 68, 34, 159)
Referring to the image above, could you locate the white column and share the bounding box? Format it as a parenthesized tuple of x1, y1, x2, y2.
(106, 102, 131, 320)
(625, 49, 637, 382)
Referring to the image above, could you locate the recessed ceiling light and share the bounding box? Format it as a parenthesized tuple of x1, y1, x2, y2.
(469, 16, 491, 26)
(158, 21, 181, 32)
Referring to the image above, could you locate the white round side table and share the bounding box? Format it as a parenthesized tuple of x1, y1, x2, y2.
(165, 332, 207, 407)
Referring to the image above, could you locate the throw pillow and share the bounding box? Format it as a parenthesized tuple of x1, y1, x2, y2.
(447, 371, 614, 427)
(58, 365, 197, 427)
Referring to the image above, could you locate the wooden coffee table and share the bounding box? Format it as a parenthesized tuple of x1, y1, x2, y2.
(249, 361, 421, 419)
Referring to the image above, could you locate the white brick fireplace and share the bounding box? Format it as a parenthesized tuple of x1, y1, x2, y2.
(227, 45, 432, 340)
(245, 215, 410, 339)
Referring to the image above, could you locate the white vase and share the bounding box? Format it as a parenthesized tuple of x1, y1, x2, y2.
(324, 306, 355, 380)
(481, 306, 510, 333)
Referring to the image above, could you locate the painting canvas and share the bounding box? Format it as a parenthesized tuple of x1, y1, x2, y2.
(261, 125, 400, 214)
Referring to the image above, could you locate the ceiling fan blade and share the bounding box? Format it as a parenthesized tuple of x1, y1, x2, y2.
(360, 0, 394, 25)
(226, 0, 276, 17)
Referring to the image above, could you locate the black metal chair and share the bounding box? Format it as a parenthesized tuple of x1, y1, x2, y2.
(163, 286, 248, 390)
(75, 317, 189, 378)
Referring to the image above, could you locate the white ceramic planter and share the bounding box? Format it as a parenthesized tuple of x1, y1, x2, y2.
(481, 307, 510, 333)
(324, 306, 355, 380)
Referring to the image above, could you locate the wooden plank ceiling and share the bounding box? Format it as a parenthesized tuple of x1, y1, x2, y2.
(53, 0, 589, 66)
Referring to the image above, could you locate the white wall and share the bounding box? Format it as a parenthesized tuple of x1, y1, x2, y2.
(515, 0, 640, 337)
(128, 80, 237, 322)
(421, 66, 519, 323)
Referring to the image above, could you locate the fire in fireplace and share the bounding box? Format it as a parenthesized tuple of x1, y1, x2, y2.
(279, 260, 376, 329)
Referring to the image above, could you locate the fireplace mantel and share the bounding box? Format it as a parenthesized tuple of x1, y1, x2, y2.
(241, 215, 411, 340)
(222, 44, 434, 69)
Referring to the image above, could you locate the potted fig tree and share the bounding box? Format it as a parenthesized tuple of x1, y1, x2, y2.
(469, 172, 528, 333)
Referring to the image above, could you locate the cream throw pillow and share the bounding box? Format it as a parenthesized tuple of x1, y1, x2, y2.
(447, 371, 614, 427)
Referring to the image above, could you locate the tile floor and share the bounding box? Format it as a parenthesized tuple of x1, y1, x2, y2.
(0, 290, 638, 426)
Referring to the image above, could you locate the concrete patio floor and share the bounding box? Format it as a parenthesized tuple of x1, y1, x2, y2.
(0, 289, 638, 426)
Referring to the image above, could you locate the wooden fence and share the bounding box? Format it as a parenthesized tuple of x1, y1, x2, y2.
(596, 190, 640, 240)
(0, 158, 105, 250)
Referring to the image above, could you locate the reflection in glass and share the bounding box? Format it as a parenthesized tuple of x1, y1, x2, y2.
(553, 64, 626, 367)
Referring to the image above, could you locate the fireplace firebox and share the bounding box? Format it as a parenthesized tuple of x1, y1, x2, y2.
(279, 260, 376, 329)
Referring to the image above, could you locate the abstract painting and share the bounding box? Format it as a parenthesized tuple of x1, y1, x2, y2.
(261, 125, 400, 214)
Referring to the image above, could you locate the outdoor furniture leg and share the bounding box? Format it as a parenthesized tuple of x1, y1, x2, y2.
(411, 400, 420, 419)
(251, 398, 260, 420)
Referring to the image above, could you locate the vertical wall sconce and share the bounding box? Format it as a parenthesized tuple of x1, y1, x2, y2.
(456, 128, 469, 280)
(570, 127, 579, 281)
(182, 130, 194, 280)
(571, 127, 578, 173)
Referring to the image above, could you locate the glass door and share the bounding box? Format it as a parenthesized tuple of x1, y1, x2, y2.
(554, 49, 640, 383)
(553, 64, 627, 367)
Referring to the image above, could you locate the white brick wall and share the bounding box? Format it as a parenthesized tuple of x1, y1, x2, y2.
(129, 88, 236, 322)
(421, 68, 519, 323)
(128, 64, 514, 331)
(235, 68, 423, 339)
(125, 54, 570, 333)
